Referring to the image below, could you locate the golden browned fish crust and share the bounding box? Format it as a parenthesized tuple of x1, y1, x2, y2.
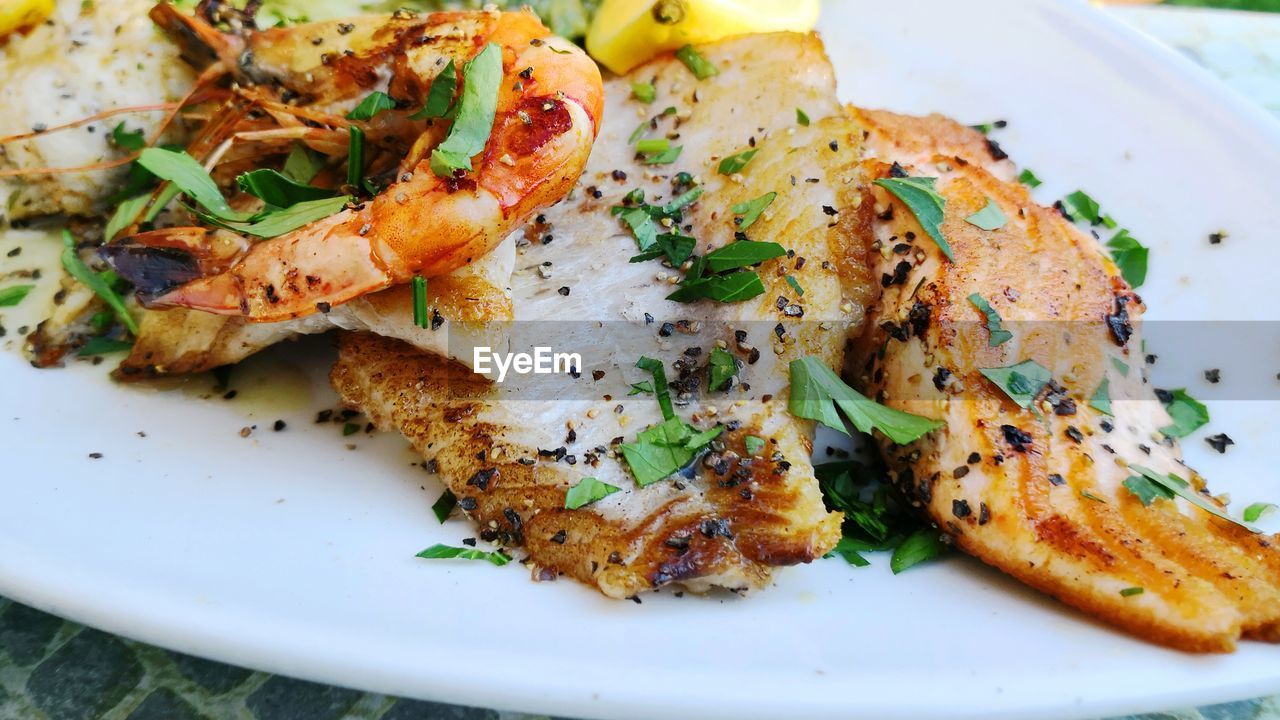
(848, 108, 1280, 653)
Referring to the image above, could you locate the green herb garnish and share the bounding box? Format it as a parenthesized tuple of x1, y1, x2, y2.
(784, 275, 804, 296)
(431, 489, 457, 523)
(789, 356, 943, 444)
(619, 357, 723, 486)
(1244, 503, 1276, 523)
(110, 122, 146, 152)
(1089, 376, 1113, 416)
(743, 435, 765, 456)
(891, 528, 945, 574)
(236, 169, 338, 208)
(675, 44, 718, 79)
(665, 270, 764, 303)
(1018, 168, 1042, 188)
(708, 347, 738, 391)
(60, 230, 137, 335)
(1120, 587, 1144, 597)
(1127, 464, 1260, 532)
(731, 191, 776, 230)
(703, 240, 786, 273)
(77, 337, 133, 356)
(135, 148, 248, 221)
(874, 176, 952, 261)
(430, 43, 502, 178)
(967, 293, 1012, 346)
(564, 477, 622, 509)
(412, 276, 429, 329)
(411, 59, 458, 120)
(346, 91, 396, 121)
(640, 144, 683, 165)
(1158, 388, 1208, 438)
(1080, 489, 1108, 504)
(979, 359, 1051, 409)
(415, 543, 510, 566)
(282, 143, 326, 183)
(1106, 229, 1148, 289)
(631, 81, 656, 103)
(195, 196, 352, 239)
(104, 195, 150, 241)
(0, 284, 34, 307)
(1059, 190, 1102, 224)
(796, 108, 810, 126)
(718, 148, 759, 175)
(347, 125, 367, 190)
(964, 197, 1007, 231)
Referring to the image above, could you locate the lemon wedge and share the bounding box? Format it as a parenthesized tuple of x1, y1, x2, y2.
(587, 0, 821, 75)
(0, 0, 54, 38)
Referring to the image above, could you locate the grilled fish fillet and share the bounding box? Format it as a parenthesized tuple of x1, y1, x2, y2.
(848, 107, 1280, 652)
(109, 235, 515, 380)
(331, 33, 876, 597)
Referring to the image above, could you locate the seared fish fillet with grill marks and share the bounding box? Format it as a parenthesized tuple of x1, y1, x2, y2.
(331, 33, 876, 597)
(848, 108, 1280, 652)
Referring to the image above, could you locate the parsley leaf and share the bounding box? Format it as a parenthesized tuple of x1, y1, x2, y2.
(347, 125, 369, 192)
(979, 359, 1051, 408)
(236, 169, 338, 208)
(1089, 376, 1114, 416)
(640, 144, 682, 165)
(1244, 502, 1276, 523)
(796, 108, 810, 126)
(1120, 587, 1144, 597)
(1018, 168, 1042, 188)
(891, 528, 945, 574)
(1107, 228, 1148, 288)
(628, 381, 654, 396)
(675, 44, 718, 79)
(703, 240, 786, 273)
(282, 143, 326, 183)
(104, 195, 149, 242)
(135, 148, 248, 221)
(718, 148, 759, 175)
(874, 176, 952, 261)
(346, 91, 396, 121)
(1129, 464, 1260, 532)
(110, 122, 146, 152)
(1123, 474, 1175, 506)
(665, 270, 764, 303)
(785, 275, 805, 296)
(411, 59, 458, 120)
(430, 43, 502, 178)
(619, 357, 723, 486)
(1159, 388, 1209, 438)
(412, 276, 429, 329)
(77, 337, 133, 356)
(1059, 190, 1102, 224)
(967, 293, 1012, 346)
(564, 477, 622, 509)
(708, 347, 738, 391)
(195, 196, 352, 239)
(743, 435, 765, 456)
(788, 356, 943, 444)
(61, 230, 138, 335)
(964, 196, 1007, 231)
(631, 81, 656, 103)
(629, 233, 695, 266)
(731, 191, 776, 230)
(0, 284, 34, 307)
(431, 488, 456, 523)
(415, 543, 510, 566)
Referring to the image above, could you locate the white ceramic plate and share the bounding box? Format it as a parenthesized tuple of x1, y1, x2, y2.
(3, 1, 1280, 719)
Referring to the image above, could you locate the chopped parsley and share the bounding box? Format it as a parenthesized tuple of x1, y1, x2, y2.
(979, 359, 1051, 409)
(136, 148, 249, 221)
(635, 138, 670, 154)
(412, 277, 429, 329)
(346, 91, 396, 121)
(731, 191, 776, 230)
(410, 59, 458, 120)
(346, 125, 369, 191)
(964, 197, 1007, 231)
(796, 108, 810, 126)
(1244, 502, 1277, 523)
(788, 356, 943, 444)
(675, 44, 718, 79)
(415, 543, 511, 566)
(1106, 229, 1148, 288)
(431, 489, 457, 523)
(1158, 388, 1208, 438)
(1059, 190, 1102, 224)
(743, 435, 765, 456)
(0, 284, 34, 307)
(628, 233, 695, 266)
(1080, 489, 1108, 504)
(1120, 587, 1144, 597)
(718, 148, 759, 175)
(430, 43, 502, 178)
(1018, 168, 1042, 188)
(874, 175, 952, 261)
(817, 460, 939, 571)
(77, 337, 133, 356)
(1089, 376, 1113, 416)
(110, 122, 146, 152)
(640, 144, 682, 165)
(665, 264, 765, 304)
(707, 346, 738, 391)
(967, 293, 1012, 346)
(785, 275, 805, 296)
(282, 143, 325, 183)
(1111, 358, 1130, 377)
(564, 477, 622, 509)
(619, 357, 723, 487)
(703, 240, 786, 273)
(891, 527, 945, 574)
(195, 196, 353, 239)
(630, 81, 656, 103)
(1126, 464, 1261, 532)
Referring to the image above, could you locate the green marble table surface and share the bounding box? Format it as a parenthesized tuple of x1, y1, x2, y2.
(2, 5, 1279, 720)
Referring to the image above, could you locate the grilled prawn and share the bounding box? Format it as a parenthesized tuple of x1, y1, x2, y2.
(105, 3, 603, 322)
